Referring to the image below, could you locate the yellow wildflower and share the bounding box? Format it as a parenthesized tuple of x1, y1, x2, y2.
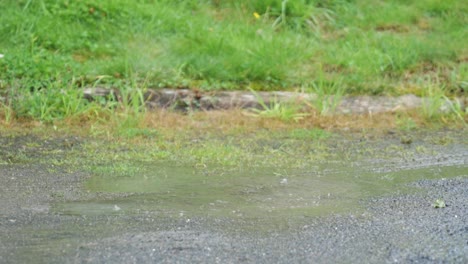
(253, 12, 260, 19)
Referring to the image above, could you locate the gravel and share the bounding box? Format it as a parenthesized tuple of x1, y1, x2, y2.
(0, 132, 467, 264)
(70, 177, 468, 264)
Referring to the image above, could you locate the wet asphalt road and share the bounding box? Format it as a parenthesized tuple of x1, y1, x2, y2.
(0, 133, 467, 264)
(60, 178, 468, 264)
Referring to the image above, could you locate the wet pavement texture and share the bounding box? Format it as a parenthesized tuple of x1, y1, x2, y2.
(0, 131, 467, 264)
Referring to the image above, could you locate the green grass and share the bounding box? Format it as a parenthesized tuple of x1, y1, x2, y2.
(0, 0, 466, 124)
(1, 0, 466, 91)
(248, 88, 309, 122)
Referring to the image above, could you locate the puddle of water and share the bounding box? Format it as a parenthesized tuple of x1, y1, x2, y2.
(54, 161, 467, 227)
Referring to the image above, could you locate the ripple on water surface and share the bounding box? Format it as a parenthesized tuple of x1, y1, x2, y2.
(53, 160, 467, 229)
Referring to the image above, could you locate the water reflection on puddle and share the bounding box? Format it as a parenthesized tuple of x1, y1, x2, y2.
(55, 162, 467, 221)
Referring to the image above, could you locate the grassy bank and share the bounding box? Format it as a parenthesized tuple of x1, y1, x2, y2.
(1, 0, 466, 92)
(0, 0, 466, 126)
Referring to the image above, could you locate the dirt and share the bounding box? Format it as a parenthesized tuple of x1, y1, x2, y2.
(0, 130, 467, 263)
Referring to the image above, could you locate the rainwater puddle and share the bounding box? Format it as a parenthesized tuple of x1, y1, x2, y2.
(54, 161, 467, 226)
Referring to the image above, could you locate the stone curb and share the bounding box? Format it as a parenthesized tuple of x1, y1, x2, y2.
(83, 87, 467, 115)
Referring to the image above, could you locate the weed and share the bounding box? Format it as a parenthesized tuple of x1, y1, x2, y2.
(303, 65, 344, 115)
(288, 128, 331, 140)
(396, 116, 418, 131)
(441, 96, 467, 124)
(7, 79, 102, 122)
(91, 162, 144, 178)
(420, 81, 467, 124)
(422, 98, 444, 120)
(0, 101, 14, 125)
(432, 199, 446, 208)
(247, 89, 308, 122)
